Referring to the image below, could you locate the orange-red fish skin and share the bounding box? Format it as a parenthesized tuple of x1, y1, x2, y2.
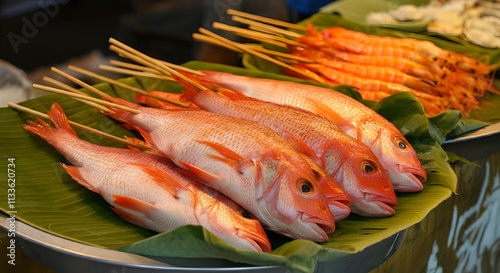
(103, 98, 335, 242)
(190, 70, 427, 193)
(22, 103, 271, 252)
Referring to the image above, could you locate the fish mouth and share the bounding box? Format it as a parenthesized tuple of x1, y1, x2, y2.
(328, 200, 351, 222)
(300, 212, 335, 242)
(328, 194, 351, 207)
(355, 193, 397, 217)
(391, 165, 427, 192)
(237, 230, 272, 252)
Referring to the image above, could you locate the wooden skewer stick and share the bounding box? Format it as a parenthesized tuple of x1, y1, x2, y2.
(51, 67, 118, 103)
(198, 28, 324, 84)
(193, 33, 313, 64)
(69, 65, 189, 108)
(109, 38, 207, 91)
(32, 84, 141, 114)
(226, 9, 307, 31)
(212, 22, 305, 47)
(231, 16, 302, 39)
(8, 102, 152, 151)
(109, 60, 161, 74)
(157, 60, 205, 77)
(43, 76, 114, 113)
(98, 65, 175, 81)
(246, 45, 314, 63)
(192, 33, 244, 52)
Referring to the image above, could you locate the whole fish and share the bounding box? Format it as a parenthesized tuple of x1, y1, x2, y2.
(187, 70, 427, 193)
(104, 98, 335, 242)
(170, 75, 397, 218)
(22, 103, 271, 252)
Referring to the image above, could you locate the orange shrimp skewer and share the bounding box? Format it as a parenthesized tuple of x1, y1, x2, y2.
(290, 44, 442, 83)
(312, 57, 436, 92)
(318, 26, 495, 76)
(301, 63, 447, 103)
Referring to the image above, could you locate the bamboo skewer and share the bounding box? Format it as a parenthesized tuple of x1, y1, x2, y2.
(32, 84, 141, 114)
(226, 9, 307, 31)
(193, 33, 313, 64)
(8, 102, 152, 151)
(192, 33, 244, 53)
(109, 38, 208, 91)
(43, 76, 114, 113)
(109, 60, 161, 73)
(197, 28, 324, 84)
(230, 16, 302, 39)
(97, 65, 175, 81)
(51, 67, 117, 103)
(67, 65, 189, 108)
(212, 22, 305, 47)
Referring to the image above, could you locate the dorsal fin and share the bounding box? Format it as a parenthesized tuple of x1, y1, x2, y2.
(307, 98, 359, 139)
(280, 128, 321, 164)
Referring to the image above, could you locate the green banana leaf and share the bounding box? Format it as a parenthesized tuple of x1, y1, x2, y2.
(0, 61, 462, 273)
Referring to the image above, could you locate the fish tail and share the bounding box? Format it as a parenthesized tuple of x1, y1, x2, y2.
(47, 103, 77, 136)
(22, 103, 75, 141)
(133, 93, 169, 109)
(171, 71, 212, 102)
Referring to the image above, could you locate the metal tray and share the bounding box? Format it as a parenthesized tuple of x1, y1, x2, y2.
(0, 216, 406, 273)
(442, 122, 500, 161)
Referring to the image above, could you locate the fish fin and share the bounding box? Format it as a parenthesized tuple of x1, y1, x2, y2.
(110, 206, 150, 227)
(280, 128, 321, 163)
(110, 195, 155, 226)
(22, 118, 56, 142)
(178, 160, 221, 185)
(197, 140, 253, 173)
(176, 167, 207, 184)
(60, 163, 97, 193)
(134, 92, 196, 110)
(123, 136, 147, 152)
(47, 103, 77, 136)
(22, 103, 75, 141)
(124, 136, 149, 152)
(128, 162, 186, 198)
(307, 99, 359, 138)
(111, 194, 156, 211)
(132, 126, 158, 151)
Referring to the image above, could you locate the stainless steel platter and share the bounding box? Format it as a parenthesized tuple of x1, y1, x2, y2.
(0, 216, 406, 273)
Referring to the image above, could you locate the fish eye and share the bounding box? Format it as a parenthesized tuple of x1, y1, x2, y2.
(361, 160, 377, 174)
(394, 137, 409, 150)
(240, 210, 252, 219)
(297, 179, 314, 194)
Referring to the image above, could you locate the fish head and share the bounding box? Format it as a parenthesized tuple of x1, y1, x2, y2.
(203, 187, 271, 252)
(302, 155, 351, 222)
(257, 154, 335, 242)
(324, 144, 397, 217)
(369, 130, 427, 193)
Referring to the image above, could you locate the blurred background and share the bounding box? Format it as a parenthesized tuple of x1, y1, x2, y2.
(0, 0, 332, 107)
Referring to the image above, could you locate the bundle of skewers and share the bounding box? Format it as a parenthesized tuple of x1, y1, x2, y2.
(192, 9, 500, 116)
(9, 36, 431, 253)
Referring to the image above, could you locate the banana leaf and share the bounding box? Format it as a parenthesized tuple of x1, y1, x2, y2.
(0, 61, 461, 273)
